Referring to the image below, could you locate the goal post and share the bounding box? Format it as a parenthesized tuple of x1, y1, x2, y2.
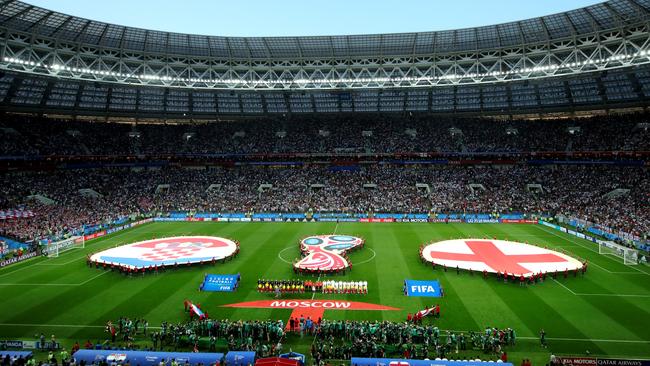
(598, 240, 639, 265)
(44, 235, 85, 257)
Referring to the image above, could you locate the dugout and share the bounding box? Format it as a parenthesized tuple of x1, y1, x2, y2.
(73, 350, 224, 366)
(350, 358, 513, 366)
(256, 357, 299, 366)
(225, 351, 256, 366)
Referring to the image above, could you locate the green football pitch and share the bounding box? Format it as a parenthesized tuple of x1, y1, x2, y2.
(1, 221, 649, 364)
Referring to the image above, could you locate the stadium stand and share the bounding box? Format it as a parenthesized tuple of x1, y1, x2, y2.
(0, 165, 647, 245)
(0, 0, 649, 365)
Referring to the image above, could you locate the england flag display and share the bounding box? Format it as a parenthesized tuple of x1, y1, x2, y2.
(422, 239, 583, 277)
(89, 236, 239, 269)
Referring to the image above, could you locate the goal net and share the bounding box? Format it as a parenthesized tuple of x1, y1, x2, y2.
(44, 236, 85, 257)
(598, 240, 639, 265)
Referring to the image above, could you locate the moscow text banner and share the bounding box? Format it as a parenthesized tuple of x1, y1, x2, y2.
(404, 279, 442, 297)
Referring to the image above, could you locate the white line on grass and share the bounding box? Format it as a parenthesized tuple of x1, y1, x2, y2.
(0, 261, 46, 279)
(311, 221, 337, 300)
(0, 282, 81, 287)
(552, 278, 650, 298)
(0, 323, 647, 344)
(517, 336, 650, 344)
(551, 278, 577, 295)
(0, 323, 107, 329)
(276, 247, 295, 264)
(77, 270, 109, 285)
(354, 248, 376, 265)
(0, 270, 109, 287)
(0, 226, 146, 277)
(35, 250, 84, 266)
(574, 292, 650, 298)
(536, 226, 649, 276)
(311, 275, 321, 300)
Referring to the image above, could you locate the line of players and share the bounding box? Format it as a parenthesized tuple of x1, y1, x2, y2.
(321, 280, 368, 294)
(257, 279, 306, 293)
(257, 279, 368, 294)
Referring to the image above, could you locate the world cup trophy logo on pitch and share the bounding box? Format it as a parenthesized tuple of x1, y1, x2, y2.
(294, 235, 364, 274)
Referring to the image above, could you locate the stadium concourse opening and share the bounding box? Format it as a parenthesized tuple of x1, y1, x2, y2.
(0, 0, 649, 366)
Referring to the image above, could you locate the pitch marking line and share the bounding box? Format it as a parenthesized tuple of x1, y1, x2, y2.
(536, 226, 649, 276)
(552, 278, 650, 298)
(78, 271, 110, 285)
(0, 323, 647, 344)
(35, 252, 85, 266)
(311, 275, 321, 300)
(0, 261, 47, 279)
(573, 292, 650, 298)
(0, 226, 146, 278)
(0, 271, 108, 287)
(551, 278, 577, 295)
(277, 246, 376, 266)
(516, 336, 650, 344)
(309, 222, 339, 300)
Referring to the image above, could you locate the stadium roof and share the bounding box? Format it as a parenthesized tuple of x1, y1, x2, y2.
(1, 0, 649, 58)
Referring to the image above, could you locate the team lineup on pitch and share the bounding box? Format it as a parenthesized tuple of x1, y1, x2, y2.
(1, 220, 648, 365)
(1, 2, 649, 365)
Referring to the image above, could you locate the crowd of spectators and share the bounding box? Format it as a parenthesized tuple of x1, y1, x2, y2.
(141, 318, 284, 355)
(0, 113, 648, 156)
(0, 112, 647, 244)
(313, 321, 515, 361)
(98, 317, 513, 361)
(0, 165, 647, 244)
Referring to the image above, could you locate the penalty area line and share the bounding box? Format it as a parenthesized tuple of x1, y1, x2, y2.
(0, 271, 109, 287)
(552, 278, 650, 298)
(311, 221, 334, 300)
(0, 227, 145, 277)
(536, 226, 650, 276)
(0, 323, 162, 330)
(551, 278, 577, 295)
(574, 292, 650, 298)
(517, 336, 650, 344)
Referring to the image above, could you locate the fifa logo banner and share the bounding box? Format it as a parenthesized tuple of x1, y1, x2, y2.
(200, 274, 240, 292)
(404, 279, 442, 297)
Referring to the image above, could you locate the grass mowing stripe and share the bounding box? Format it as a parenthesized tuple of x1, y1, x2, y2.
(536, 226, 650, 276)
(562, 278, 650, 341)
(362, 223, 386, 322)
(425, 223, 485, 330)
(0, 323, 648, 343)
(551, 278, 577, 295)
(0, 271, 109, 286)
(1, 222, 648, 362)
(492, 280, 606, 354)
(529, 226, 650, 295)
